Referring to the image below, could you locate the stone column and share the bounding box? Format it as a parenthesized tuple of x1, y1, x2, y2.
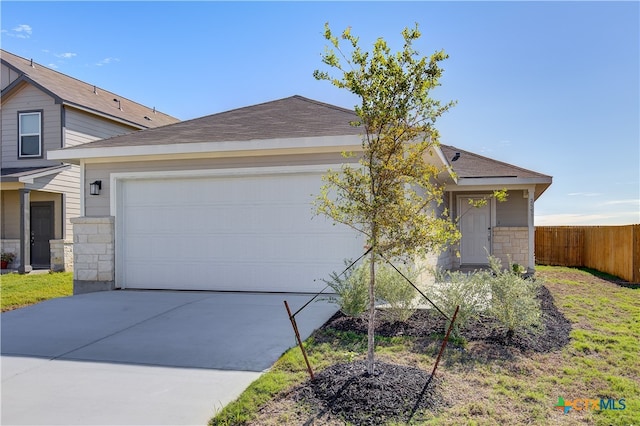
(71, 216, 115, 294)
(18, 189, 32, 274)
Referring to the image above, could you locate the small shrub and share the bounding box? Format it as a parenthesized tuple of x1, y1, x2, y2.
(322, 259, 369, 317)
(375, 262, 420, 322)
(511, 262, 526, 276)
(430, 268, 491, 338)
(323, 259, 420, 321)
(487, 255, 542, 339)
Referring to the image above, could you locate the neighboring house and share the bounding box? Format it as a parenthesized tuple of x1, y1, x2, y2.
(0, 50, 179, 272)
(48, 95, 552, 294)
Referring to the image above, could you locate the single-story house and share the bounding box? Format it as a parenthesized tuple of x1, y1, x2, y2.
(0, 50, 179, 272)
(48, 95, 552, 294)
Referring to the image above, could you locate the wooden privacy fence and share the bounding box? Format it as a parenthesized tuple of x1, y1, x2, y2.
(535, 225, 640, 283)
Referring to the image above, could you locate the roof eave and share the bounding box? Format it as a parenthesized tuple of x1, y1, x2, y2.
(432, 144, 458, 183)
(47, 134, 364, 164)
(450, 176, 552, 200)
(0, 164, 71, 184)
(63, 103, 147, 130)
(456, 176, 552, 186)
(1, 75, 64, 105)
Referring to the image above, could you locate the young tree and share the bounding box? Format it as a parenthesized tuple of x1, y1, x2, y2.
(314, 23, 460, 374)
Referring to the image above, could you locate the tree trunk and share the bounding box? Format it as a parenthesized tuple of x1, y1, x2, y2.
(367, 248, 376, 375)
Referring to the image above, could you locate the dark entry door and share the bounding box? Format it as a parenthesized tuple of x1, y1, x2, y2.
(30, 202, 54, 268)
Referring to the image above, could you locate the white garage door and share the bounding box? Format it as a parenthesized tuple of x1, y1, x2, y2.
(116, 168, 363, 292)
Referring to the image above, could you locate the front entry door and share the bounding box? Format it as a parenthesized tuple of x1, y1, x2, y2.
(459, 196, 491, 264)
(30, 202, 54, 268)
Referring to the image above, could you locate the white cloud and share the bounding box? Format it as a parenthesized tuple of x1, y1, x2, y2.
(4, 24, 32, 38)
(13, 25, 32, 38)
(600, 199, 640, 207)
(95, 57, 120, 66)
(567, 192, 602, 197)
(48, 63, 59, 69)
(55, 52, 77, 59)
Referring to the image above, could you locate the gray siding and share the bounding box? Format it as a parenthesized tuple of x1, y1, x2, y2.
(450, 190, 527, 227)
(0, 166, 80, 239)
(64, 108, 136, 147)
(84, 153, 355, 217)
(496, 190, 528, 227)
(1, 63, 21, 90)
(29, 166, 80, 238)
(1, 83, 62, 168)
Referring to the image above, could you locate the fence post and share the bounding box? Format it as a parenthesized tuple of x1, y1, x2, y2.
(634, 225, 640, 283)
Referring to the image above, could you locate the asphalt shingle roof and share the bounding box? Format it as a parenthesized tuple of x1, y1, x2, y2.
(1, 50, 179, 128)
(48, 94, 550, 183)
(0, 165, 69, 181)
(67, 95, 361, 148)
(440, 144, 551, 180)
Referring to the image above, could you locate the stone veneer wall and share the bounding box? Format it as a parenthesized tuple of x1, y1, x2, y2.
(492, 226, 529, 268)
(2, 239, 73, 271)
(70, 216, 115, 294)
(50, 240, 73, 272)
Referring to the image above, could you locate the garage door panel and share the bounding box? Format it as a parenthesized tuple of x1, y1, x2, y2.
(119, 171, 362, 292)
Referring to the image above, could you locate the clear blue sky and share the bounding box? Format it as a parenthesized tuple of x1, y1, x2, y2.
(2, 1, 638, 225)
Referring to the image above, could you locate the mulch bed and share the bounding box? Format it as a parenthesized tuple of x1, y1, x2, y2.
(318, 285, 571, 352)
(292, 285, 571, 425)
(294, 361, 442, 425)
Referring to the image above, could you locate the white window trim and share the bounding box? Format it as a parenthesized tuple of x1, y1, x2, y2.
(18, 111, 42, 158)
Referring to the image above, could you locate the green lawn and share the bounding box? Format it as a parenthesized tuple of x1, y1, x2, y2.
(211, 266, 640, 425)
(1, 272, 73, 312)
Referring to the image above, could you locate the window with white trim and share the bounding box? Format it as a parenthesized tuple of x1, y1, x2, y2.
(19, 111, 42, 158)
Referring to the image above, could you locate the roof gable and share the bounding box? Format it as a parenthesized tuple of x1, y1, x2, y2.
(47, 95, 552, 198)
(63, 95, 361, 148)
(1, 50, 179, 129)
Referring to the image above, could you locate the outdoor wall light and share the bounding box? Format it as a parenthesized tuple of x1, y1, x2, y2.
(90, 180, 102, 196)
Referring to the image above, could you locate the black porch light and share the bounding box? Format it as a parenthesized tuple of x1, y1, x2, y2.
(90, 180, 102, 196)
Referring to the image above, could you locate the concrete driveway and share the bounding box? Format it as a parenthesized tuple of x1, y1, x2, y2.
(1, 291, 337, 425)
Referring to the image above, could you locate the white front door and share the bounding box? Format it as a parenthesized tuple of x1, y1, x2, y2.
(459, 196, 491, 264)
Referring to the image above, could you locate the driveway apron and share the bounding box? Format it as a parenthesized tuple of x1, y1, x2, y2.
(1, 291, 337, 425)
